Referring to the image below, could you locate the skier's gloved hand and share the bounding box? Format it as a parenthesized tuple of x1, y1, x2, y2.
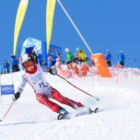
(12, 92, 20, 101)
(48, 68, 57, 75)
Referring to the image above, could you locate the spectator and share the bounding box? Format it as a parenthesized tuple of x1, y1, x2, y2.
(31, 50, 38, 64)
(47, 56, 53, 68)
(118, 51, 125, 66)
(57, 52, 64, 64)
(10, 53, 19, 72)
(65, 48, 74, 69)
(104, 50, 113, 67)
(3, 60, 9, 73)
(74, 47, 88, 64)
(55, 57, 61, 69)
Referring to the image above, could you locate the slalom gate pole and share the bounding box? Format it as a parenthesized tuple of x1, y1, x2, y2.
(57, 0, 93, 55)
(0, 101, 14, 122)
(56, 74, 99, 101)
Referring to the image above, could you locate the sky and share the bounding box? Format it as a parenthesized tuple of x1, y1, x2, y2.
(0, 67, 140, 140)
(0, 0, 140, 69)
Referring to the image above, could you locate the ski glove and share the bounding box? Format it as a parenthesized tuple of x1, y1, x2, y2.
(48, 68, 57, 75)
(12, 92, 20, 101)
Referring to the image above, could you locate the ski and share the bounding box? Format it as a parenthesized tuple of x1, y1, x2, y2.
(57, 107, 99, 120)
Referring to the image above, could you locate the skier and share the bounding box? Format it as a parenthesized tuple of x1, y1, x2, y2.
(12, 54, 92, 119)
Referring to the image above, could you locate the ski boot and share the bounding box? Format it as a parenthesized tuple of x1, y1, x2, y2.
(57, 108, 69, 120)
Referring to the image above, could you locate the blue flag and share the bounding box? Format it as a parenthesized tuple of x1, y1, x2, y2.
(1, 85, 14, 95)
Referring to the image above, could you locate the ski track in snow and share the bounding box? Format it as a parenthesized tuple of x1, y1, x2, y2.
(0, 68, 140, 140)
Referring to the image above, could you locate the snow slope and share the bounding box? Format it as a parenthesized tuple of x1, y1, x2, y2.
(0, 68, 140, 140)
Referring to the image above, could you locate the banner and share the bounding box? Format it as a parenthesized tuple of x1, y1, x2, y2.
(1, 85, 14, 95)
(92, 53, 112, 77)
(13, 0, 29, 55)
(46, 0, 56, 53)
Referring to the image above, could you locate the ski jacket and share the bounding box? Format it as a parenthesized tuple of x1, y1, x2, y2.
(16, 65, 51, 95)
(3, 61, 9, 68)
(104, 52, 113, 61)
(47, 60, 53, 67)
(10, 56, 18, 65)
(118, 52, 125, 62)
(76, 50, 87, 61)
(66, 52, 74, 61)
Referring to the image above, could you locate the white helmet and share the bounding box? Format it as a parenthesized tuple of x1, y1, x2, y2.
(65, 48, 69, 52)
(20, 54, 33, 66)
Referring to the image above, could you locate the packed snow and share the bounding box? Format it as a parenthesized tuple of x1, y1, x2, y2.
(0, 67, 140, 140)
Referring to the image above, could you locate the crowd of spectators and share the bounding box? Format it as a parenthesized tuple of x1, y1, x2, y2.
(1, 49, 126, 74)
(1, 53, 20, 74)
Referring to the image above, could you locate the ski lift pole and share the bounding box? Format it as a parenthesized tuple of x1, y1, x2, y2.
(56, 74, 99, 101)
(57, 0, 93, 55)
(0, 101, 14, 122)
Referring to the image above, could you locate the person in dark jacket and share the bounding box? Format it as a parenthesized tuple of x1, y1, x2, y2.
(10, 54, 19, 72)
(3, 60, 10, 73)
(118, 51, 125, 66)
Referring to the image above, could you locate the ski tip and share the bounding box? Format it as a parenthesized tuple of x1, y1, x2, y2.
(57, 114, 64, 120)
(57, 113, 69, 120)
(57, 113, 71, 120)
(94, 107, 99, 113)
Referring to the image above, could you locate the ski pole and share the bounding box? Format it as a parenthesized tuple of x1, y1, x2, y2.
(56, 74, 99, 101)
(0, 101, 14, 122)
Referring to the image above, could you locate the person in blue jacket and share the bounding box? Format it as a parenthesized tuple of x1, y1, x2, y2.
(104, 50, 113, 67)
(47, 56, 53, 68)
(118, 51, 125, 66)
(10, 54, 19, 72)
(3, 60, 9, 73)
